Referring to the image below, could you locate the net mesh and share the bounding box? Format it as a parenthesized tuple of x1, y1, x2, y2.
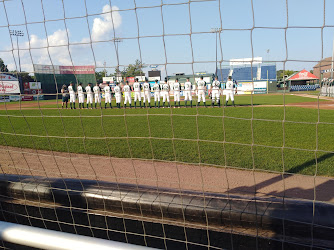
(0, 0, 334, 249)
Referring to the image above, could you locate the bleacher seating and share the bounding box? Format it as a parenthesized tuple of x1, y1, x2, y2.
(232, 67, 258, 81)
(290, 84, 320, 91)
(218, 64, 277, 82)
(261, 65, 276, 80)
(217, 68, 230, 82)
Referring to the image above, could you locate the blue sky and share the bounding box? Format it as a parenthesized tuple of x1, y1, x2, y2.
(0, 0, 333, 77)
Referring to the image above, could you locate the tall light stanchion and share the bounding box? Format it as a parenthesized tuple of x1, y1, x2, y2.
(9, 30, 24, 73)
(103, 60, 107, 77)
(112, 38, 122, 82)
(331, 33, 334, 80)
(215, 31, 217, 76)
(211, 28, 222, 78)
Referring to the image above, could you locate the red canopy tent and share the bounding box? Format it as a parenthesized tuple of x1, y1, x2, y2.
(286, 69, 319, 87)
(288, 69, 319, 81)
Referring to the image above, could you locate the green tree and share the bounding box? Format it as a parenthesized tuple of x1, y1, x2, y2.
(276, 70, 296, 79)
(0, 58, 9, 73)
(95, 71, 105, 83)
(10, 71, 34, 83)
(114, 59, 145, 78)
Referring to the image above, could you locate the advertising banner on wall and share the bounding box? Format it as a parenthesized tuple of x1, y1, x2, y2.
(0, 74, 18, 81)
(102, 77, 114, 83)
(148, 76, 160, 81)
(0, 96, 10, 102)
(29, 82, 42, 90)
(135, 76, 146, 81)
(21, 96, 34, 101)
(33, 64, 95, 75)
(34, 64, 60, 74)
(126, 77, 135, 83)
(222, 81, 267, 95)
(9, 95, 20, 102)
(59, 66, 95, 75)
(23, 82, 30, 91)
(0, 81, 20, 94)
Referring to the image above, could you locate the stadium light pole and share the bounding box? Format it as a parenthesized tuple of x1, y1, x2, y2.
(112, 38, 123, 82)
(10, 30, 24, 72)
(211, 28, 222, 77)
(103, 60, 107, 77)
(331, 34, 334, 80)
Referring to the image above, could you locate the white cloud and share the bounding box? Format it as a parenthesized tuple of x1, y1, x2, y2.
(3, 30, 69, 72)
(91, 5, 122, 41)
(2, 5, 122, 72)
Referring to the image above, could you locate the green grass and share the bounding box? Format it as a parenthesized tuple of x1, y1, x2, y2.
(0, 93, 324, 110)
(0, 94, 333, 177)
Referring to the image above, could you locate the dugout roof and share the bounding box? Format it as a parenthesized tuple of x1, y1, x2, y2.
(286, 69, 319, 81)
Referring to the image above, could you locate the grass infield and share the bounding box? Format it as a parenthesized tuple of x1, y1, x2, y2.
(0, 94, 333, 177)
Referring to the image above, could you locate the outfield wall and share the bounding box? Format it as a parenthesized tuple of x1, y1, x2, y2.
(34, 64, 96, 97)
(35, 73, 96, 94)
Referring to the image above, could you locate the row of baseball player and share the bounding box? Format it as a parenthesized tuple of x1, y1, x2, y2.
(65, 76, 236, 109)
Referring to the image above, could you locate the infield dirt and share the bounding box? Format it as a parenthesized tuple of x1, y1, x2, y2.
(1, 146, 333, 203)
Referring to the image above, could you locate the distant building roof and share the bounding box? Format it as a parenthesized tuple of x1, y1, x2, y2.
(286, 69, 319, 81)
(313, 57, 333, 69)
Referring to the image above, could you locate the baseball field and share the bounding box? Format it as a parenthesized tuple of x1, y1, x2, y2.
(1, 93, 334, 179)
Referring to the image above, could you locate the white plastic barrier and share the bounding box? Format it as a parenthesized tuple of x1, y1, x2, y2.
(0, 221, 154, 250)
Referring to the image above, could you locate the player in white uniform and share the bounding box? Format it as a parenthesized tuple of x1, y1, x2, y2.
(103, 84, 112, 109)
(85, 83, 93, 109)
(77, 83, 85, 109)
(114, 82, 122, 108)
(152, 80, 161, 108)
(142, 79, 151, 108)
(161, 81, 170, 108)
(133, 78, 142, 108)
(68, 82, 76, 109)
(123, 81, 132, 108)
(184, 78, 193, 108)
(211, 76, 221, 107)
(225, 76, 235, 107)
(93, 83, 101, 109)
(173, 79, 181, 108)
(196, 76, 207, 107)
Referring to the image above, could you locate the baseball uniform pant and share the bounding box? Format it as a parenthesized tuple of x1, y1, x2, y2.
(115, 94, 122, 104)
(143, 92, 151, 103)
(225, 91, 234, 102)
(174, 92, 180, 102)
(197, 91, 206, 103)
(94, 94, 101, 103)
(70, 94, 76, 103)
(184, 91, 192, 101)
(87, 94, 93, 104)
(162, 92, 169, 102)
(212, 90, 220, 103)
(105, 93, 111, 103)
(124, 93, 131, 104)
(154, 92, 160, 102)
(134, 92, 141, 102)
(78, 94, 85, 103)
